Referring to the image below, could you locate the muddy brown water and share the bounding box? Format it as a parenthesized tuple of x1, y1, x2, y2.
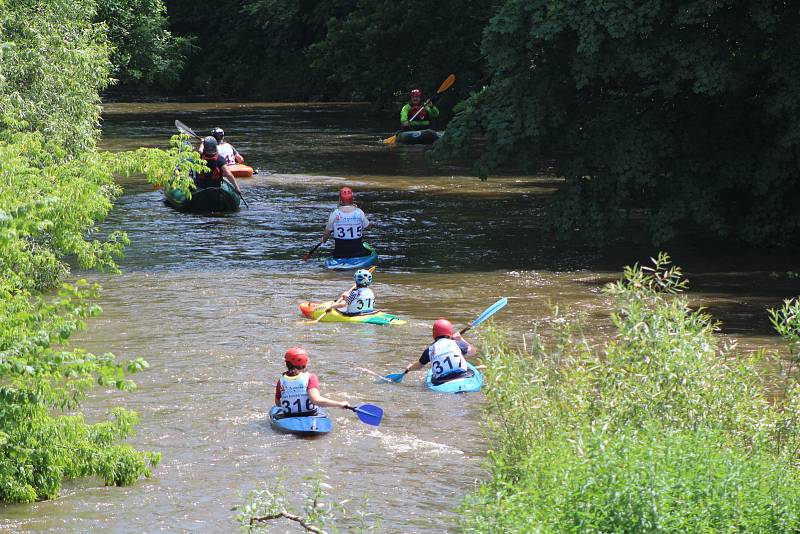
(1, 103, 798, 533)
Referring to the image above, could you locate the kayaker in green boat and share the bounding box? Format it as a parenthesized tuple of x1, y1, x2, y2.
(275, 347, 352, 416)
(320, 186, 372, 258)
(400, 89, 440, 131)
(330, 269, 376, 315)
(400, 319, 477, 382)
(196, 136, 242, 193)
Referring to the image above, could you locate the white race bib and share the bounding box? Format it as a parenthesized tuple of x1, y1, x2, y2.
(278, 372, 316, 414)
(346, 287, 375, 314)
(332, 209, 365, 240)
(428, 338, 467, 379)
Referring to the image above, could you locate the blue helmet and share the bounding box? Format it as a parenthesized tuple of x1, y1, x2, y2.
(354, 269, 372, 286)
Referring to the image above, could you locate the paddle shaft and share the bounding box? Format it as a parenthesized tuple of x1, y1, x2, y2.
(303, 242, 323, 261)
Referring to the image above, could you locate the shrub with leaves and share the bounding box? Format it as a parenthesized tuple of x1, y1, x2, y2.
(464, 253, 800, 532)
(0, 0, 195, 503)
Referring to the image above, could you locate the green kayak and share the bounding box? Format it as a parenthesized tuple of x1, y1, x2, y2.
(164, 179, 241, 213)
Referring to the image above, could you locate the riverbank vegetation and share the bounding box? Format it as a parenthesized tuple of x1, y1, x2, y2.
(0, 0, 185, 502)
(465, 254, 800, 531)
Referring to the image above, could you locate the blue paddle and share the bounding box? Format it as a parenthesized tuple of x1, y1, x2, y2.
(383, 297, 508, 383)
(348, 403, 383, 426)
(459, 297, 508, 335)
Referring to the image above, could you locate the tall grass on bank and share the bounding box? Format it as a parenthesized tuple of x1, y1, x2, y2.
(464, 254, 800, 532)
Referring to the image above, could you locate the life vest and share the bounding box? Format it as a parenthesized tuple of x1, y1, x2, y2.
(408, 105, 428, 122)
(331, 208, 365, 240)
(427, 337, 467, 380)
(217, 143, 237, 165)
(277, 372, 317, 415)
(345, 287, 375, 315)
(199, 154, 223, 182)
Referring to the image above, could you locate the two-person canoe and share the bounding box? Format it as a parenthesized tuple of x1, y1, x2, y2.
(425, 362, 483, 393)
(164, 179, 240, 213)
(269, 406, 332, 435)
(299, 301, 406, 325)
(324, 243, 378, 270)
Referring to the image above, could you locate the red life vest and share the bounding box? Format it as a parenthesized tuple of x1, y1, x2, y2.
(199, 154, 223, 182)
(408, 105, 428, 122)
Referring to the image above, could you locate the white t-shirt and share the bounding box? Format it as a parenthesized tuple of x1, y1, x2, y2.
(217, 142, 237, 165)
(325, 207, 369, 240)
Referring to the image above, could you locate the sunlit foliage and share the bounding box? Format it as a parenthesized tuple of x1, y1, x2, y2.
(0, 0, 193, 502)
(466, 254, 800, 531)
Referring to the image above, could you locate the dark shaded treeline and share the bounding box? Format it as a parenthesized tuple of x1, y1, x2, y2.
(163, 0, 489, 105)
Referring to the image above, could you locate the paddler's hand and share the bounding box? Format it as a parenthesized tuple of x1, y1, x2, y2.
(340, 401, 351, 409)
(453, 332, 465, 342)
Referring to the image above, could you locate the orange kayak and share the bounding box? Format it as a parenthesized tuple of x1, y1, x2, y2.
(228, 164, 254, 178)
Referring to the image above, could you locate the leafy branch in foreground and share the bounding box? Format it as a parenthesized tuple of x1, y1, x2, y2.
(0, 0, 198, 502)
(236, 473, 379, 533)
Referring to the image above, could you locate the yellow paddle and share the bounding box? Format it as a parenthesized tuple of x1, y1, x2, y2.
(311, 266, 377, 323)
(383, 74, 456, 145)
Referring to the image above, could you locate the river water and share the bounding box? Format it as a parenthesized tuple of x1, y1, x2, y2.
(2, 103, 799, 533)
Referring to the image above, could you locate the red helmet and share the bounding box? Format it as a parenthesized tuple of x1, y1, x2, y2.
(432, 318, 454, 339)
(410, 89, 423, 100)
(339, 186, 353, 205)
(284, 347, 309, 367)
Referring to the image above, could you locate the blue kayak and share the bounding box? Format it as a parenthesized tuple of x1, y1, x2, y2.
(269, 406, 332, 435)
(425, 362, 483, 393)
(324, 242, 378, 271)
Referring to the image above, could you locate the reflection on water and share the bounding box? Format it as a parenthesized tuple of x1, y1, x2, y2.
(2, 103, 798, 533)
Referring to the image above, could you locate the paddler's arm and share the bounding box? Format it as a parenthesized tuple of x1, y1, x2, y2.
(400, 104, 411, 129)
(308, 387, 351, 409)
(425, 100, 440, 118)
(233, 146, 244, 164)
(453, 333, 477, 358)
(321, 211, 336, 243)
(221, 164, 241, 192)
(331, 295, 348, 311)
(403, 361, 424, 375)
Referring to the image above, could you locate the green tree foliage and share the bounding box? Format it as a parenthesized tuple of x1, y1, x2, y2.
(465, 254, 800, 531)
(0, 0, 112, 154)
(166, 0, 488, 103)
(0, 0, 191, 502)
(433, 1, 800, 246)
(306, 0, 489, 103)
(95, 0, 191, 90)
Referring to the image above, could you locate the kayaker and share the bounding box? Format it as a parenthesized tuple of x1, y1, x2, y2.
(196, 136, 242, 192)
(320, 186, 371, 258)
(400, 319, 477, 383)
(275, 347, 352, 416)
(332, 269, 375, 315)
(400, 89, 440, 131)
(200, 127, 244, 165)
